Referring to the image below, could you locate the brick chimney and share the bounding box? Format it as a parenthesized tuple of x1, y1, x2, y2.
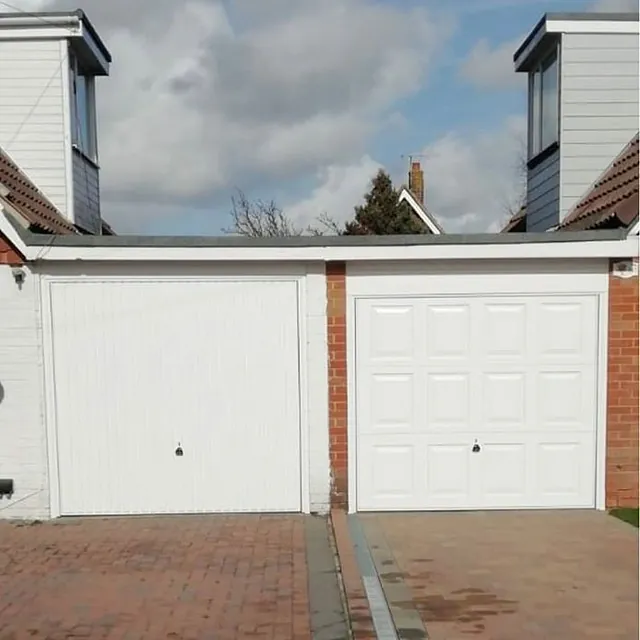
(408, 161, 424, 204)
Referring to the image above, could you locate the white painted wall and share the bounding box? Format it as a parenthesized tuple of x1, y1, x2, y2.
(303, 263, 330, 513)
(0, 40, 68, 218)
(0, 265, 49, 519)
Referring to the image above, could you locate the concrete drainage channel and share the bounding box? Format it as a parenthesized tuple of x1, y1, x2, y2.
(347, 515, 429, 640)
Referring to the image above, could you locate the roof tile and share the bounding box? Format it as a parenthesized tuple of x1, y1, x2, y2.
(0, 146, 77, 235)
(501, 206, 527, 233)
(557, 133, 639, 232)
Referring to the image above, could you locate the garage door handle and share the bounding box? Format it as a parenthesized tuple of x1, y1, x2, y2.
(472, 442, 481, 453)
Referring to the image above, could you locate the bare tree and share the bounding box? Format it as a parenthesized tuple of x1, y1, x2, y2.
(224, 190, 304, 237)
(499, 136, 528, 227)
(307, 212, 345, 236)
(225, 189, 344, 237)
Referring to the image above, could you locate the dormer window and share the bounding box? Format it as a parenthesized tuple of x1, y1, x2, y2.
(528, 49, 558, 158)
(70, 52, 98, 163)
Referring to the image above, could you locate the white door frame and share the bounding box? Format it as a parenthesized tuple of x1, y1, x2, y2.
(39, 267, 314, 517)
(346, 260, 610, 514)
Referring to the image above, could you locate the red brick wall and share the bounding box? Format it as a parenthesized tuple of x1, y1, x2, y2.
(606, 260, 639, 508)
(327, 262, 348, 508)
(0, 233, 23, 265)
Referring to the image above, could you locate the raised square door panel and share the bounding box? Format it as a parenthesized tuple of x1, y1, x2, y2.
(425, 303, 471, 361)
(426, 372, 471, 430)
(365, 303, 417, 363)
(533, 297, 598, 365)
(423, 435, 473, 509)
(481, 372, 527, 428)
(364, 372, 416, 434)
(481, 302, 528, 361)
(533, 433, 596, 507)
(356, 435, 421, 510)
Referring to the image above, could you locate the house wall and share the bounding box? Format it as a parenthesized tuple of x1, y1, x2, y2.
(333, 258, 638, 512)
(559, 32, 639, 221)
(0, 246, 637, 518)
(72, 148, 101, 233)
(0, 242, 50, 519)
(526, 149, 561, 232)
(0, 40, 69, 219)
(0, 258, 330, 519)
(606, 260, 639, 508)
(327, 262, 348, 508)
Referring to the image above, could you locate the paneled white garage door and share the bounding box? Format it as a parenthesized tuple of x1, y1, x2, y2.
(356, 295, 598, 511)
(48, 279, 302, 515)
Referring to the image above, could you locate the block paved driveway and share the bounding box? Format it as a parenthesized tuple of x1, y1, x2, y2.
(0, 514, 347, 640)
(360, 510, 639, 640)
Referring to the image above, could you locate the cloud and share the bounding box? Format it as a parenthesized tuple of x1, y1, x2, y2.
(16, 0, 452, 231)
(588, 0, 638, 10)
(287, 115, 529, 236)
(459, 0, 638, 91)
(285, 155, 381, 229)
(459, 37, 525, 90)
(418, 115, 527, 233)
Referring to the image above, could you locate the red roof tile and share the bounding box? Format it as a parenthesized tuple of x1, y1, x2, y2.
(557, 134, 639, 232)
(501, 206, 526, 233)
(0, 146, 77, 235)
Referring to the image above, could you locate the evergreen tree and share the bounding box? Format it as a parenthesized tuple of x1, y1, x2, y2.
(343, 169, 428, 235)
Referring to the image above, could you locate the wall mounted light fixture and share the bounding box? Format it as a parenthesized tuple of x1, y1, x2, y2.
(10, 266, 25, 288)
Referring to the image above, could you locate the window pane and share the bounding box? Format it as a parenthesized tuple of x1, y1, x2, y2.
(541, 55, 558, 150)
(76, 75, 91, 155)
(530, 70, 541, 157)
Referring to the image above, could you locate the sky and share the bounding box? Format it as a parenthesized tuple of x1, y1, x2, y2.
(5, 0, 639, 234)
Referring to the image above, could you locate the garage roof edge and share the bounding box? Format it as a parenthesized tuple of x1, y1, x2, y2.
(19, 228, 629, 248)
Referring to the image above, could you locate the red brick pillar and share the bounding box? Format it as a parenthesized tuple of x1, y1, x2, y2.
(606, 259, 639, 508)
(0, 234, 23, 265)
(327, 262, 348, 508)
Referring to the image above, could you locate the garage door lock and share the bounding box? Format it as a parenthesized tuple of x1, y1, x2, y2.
(472, 441, 481, 453)
(175, 444, 184, 457)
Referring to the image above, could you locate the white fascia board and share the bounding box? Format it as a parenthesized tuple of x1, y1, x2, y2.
(546, 18, 640, 35)
(514, 17, 639, 70)
(27, 237, 640, 263)
(0, 208, 36, 260)
(0, 26, 79, 42)
(627, 218, 640, 236)
(398, 188, 441, 235)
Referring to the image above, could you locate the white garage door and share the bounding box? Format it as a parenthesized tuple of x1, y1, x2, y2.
(48, 279, 302, 515)
(356, 295, 598, 511)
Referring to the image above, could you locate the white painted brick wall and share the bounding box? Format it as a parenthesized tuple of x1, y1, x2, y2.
(0, 266, 49, 519)
(304, 264, 330, 514)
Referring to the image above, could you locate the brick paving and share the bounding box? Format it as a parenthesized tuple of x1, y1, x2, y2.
(360, 510, 639, 640)
(0, 514, 346, 640)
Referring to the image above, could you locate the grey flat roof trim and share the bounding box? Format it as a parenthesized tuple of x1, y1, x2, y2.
(19, 229, 629, 249)
(75, 9, 112, 63)
(513, 12, 640, 61)
(0, 10, 111, 62)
